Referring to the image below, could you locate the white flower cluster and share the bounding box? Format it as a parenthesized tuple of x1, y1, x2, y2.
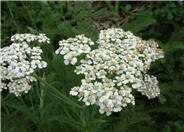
(138, 74, 160, 99)
(0, 34, 50, 96)
(55, 34, 94, 65)
(11, 33, 50, 43)
(58, 28, 164, 116)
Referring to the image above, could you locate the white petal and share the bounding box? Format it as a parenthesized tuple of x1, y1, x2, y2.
(64, 60, 69, 65)
(71, 58, 77, 65)
(55, 50, 59, 54)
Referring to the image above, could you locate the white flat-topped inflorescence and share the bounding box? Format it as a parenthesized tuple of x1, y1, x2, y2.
(57, 28, 164, 116)
(0, 33, 50, 96)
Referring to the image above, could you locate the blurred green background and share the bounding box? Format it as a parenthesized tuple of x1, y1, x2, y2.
(1, 1, 184, 132)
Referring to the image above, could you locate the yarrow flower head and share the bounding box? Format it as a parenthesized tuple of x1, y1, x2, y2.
(0, 33, 50, 96)
(56, 28, 164, 116)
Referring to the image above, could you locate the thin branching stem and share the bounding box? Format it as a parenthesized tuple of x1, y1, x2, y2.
(115, 1, 119, 16)
(32, 74, 84, 109)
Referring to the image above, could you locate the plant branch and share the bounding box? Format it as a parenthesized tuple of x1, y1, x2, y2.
(32, 74, 84, 109)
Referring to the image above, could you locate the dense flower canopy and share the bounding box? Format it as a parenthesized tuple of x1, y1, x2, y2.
(56, 28, 164, 116)
(0, 28, 164, 116)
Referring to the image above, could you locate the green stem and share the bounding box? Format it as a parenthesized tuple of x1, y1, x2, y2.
(80, 110, 86, 127)
(32, 74, 84, 109)
(40, 89, 44, 109)
(28, 91, 34, 109)
(35, 81, 40, 98)
(115, 1, 119, 16)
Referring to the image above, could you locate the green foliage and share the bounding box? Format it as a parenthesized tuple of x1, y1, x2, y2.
(123, 15, 156, 34)
(1, 1, 184, 132)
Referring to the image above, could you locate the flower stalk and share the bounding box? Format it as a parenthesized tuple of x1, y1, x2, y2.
(32, 74, 84, 109)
